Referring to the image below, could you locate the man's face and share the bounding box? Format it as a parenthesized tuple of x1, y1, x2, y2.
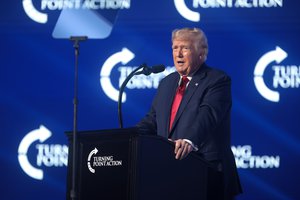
(172, 39, 201, 76)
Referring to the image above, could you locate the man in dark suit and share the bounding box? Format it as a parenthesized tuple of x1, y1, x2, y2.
(137, 27, 242, 199)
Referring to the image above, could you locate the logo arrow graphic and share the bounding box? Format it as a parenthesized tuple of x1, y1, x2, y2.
(23, 0, 48, 23)
(253, 46, 287, 102)
(87, 147, 98, 173)
(174, 0, 200, 22)
(18, 125, 52, 180)
(100, 47, 135, 102)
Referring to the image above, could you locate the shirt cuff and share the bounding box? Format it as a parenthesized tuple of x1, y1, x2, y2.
(183, 139, 198, 151)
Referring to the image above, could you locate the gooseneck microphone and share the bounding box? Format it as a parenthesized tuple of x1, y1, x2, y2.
(135, 64, 165, 76)
(118, 63, 165, 128)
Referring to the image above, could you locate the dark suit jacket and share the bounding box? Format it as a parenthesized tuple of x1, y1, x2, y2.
(137, 63, 242, 198)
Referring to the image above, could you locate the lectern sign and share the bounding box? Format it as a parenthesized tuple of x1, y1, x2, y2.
(87, 147, 123, 174)
(66, 130, 211, 199)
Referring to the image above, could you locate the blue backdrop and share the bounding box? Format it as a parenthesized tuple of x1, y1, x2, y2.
(1, 0, 300, 199)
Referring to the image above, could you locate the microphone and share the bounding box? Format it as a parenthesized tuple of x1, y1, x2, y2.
(118, 63, 165, 128)
(135, 64, 165, 76)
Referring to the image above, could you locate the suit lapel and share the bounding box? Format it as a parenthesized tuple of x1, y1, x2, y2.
(169, 65, 208, 133)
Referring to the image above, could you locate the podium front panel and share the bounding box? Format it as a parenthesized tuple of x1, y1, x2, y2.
(135, 135, 207, 200)
(66, 129, 211, 200)
(77, 135, 132, 200)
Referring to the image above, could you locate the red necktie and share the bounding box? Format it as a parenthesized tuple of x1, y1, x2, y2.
(169, 76, 189, 130)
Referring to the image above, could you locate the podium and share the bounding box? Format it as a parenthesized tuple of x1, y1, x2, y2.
(66, 128, 221, 200)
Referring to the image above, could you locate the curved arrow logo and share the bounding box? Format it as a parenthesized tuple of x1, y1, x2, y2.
(253, 46, 288, 102)
(23, 0, 48, 23)
(100, 47, 135, 102)
(87, 148, 98, 173)
(18, 125, 52, 180)
(174, 0, 200, 22)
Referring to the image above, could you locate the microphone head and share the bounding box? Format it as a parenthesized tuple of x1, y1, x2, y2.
(135, 64, 165, 76)
(151, 65, 165, 74)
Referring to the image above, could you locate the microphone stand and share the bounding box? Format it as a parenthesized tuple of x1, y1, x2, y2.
(69, 36, 87, 200)
(118, 63, 146, 128)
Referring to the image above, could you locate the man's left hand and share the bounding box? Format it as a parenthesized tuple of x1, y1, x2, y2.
(173, 139, 193, 160)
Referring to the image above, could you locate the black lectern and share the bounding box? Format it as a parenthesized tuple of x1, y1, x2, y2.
(66, 128, 220, 200)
